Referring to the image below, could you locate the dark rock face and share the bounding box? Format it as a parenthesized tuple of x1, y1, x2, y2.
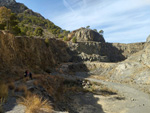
(73, 28, 105, 42)
(0, 0, 27, 13)
(0, 0, 43, 18)
(0, 0, 16, 6)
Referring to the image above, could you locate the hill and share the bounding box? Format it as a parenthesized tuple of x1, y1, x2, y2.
(0, 0, 65, 37)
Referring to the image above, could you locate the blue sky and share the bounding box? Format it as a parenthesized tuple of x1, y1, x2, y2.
(16, 0, 150, 43)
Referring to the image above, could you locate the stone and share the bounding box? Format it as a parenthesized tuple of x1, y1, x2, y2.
(71, 28, 105, 42)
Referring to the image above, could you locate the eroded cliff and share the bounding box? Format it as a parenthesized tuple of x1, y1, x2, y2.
(0, 31, 70, 74)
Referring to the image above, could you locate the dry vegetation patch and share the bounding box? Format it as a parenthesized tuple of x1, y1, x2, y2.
(0, 81, 8, 113)
(18, 95, 53, 113)
(85, 81, 118, 96)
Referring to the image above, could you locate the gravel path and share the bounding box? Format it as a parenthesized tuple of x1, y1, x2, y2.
(87, 78, 150, 113)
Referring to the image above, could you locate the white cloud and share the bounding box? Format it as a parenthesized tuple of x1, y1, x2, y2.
(52, 0, 150, 43)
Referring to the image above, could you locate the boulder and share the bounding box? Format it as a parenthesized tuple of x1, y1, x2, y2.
(73, 28, 105, 42)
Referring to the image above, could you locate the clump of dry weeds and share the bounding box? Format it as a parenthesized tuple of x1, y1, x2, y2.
(18, 94, 53, 113)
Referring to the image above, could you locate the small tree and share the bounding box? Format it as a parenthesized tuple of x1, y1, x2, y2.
(99, 30, 104, 34)
(0, 7, 11, 30)
(93, 29, 97, 32)
(34, 27, 43, 36)
(72, 37, 77, 43)
(86, 25, 90, 29)
(58, 34, 63, 38)
(45, 38, 50, 47)
(63, 36, 68, 41)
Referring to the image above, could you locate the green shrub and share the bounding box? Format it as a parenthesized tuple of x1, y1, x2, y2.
(45, 38, 50, 47)
(63, 36, 68, 41)
(34, 27, 43, 36)
(72, 37, 77, 43)
(93, 29, 97, 32)
(58, 34, 63, 38)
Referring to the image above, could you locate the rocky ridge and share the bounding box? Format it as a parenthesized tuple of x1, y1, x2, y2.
(0, 0, 42, 17)
(70, 28, 105, 42)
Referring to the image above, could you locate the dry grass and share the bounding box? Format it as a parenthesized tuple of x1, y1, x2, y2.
(85, 81, 118, 96)
(33, 74, 64, 95)
(18, 95, 53, 113)
(0, 98, 6, 113)
(8, 82, 15, 90)
(15, 85, 28, 94)
(0, 82, 8, 100)
(31, 74, 85, 104)
(33, 80, 38, 86)
(0, 82, 8, 113)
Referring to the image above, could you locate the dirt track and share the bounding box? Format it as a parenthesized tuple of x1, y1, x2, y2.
(86, 78, 150, 113)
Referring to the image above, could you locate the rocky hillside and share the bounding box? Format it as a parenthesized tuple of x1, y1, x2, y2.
(0, 0, 62, 37)
(62, 35, 150, 93)
(0, 28, 146, 75)
(67, 28, 145, 62)
(69, 28, 105, 42)
(0, 31, 70, 75)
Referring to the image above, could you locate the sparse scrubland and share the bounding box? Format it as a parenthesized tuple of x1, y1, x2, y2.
(0, 0, 150, 113)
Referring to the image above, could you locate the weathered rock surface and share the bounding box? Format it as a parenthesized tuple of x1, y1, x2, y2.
(67, 42, 109, 62)
(107, 43, 150, 85)
(0, 31, 70, 74)
(0, 0, 16, 6)
(104, 42, 145, 62)
(66, 42, 150, 92)
(0, 30, 146, 75)
(0, 0, 43, 18)
(0, 0, 28, 14)
(70, 28, 105, 42)
(68, 41, 145, 62)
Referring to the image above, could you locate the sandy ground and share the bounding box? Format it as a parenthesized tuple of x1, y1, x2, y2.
(87, 78, 150, 113)
(3, 74, 150, 113)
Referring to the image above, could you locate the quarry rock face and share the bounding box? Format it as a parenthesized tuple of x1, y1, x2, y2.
(72, 28, 105, 42)
(67, 28, 145, 62)
(68, 41, 145, 62)
(0, 31, 70, 74)
(80, 42, 150, 87)
(0, 30, 146, 75)
(109, 43, 150, 85)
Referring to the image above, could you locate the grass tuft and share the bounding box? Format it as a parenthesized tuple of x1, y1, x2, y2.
(0, 83, 8, 100)
(18, 95, 53, 113)
(0, 82, 8, 113)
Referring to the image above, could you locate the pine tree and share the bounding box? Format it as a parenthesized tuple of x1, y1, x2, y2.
(0, 7, 11, 30)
